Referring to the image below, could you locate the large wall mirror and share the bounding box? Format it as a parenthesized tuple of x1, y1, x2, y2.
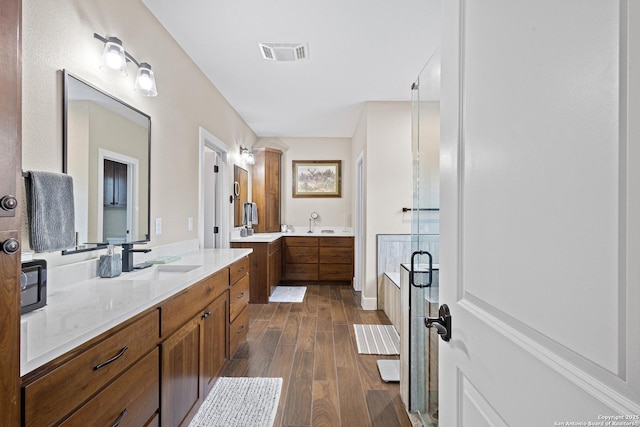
(233, 165, 248, 227)
(62, 71, 151, 254)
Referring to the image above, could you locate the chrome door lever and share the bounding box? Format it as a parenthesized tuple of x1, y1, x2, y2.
(425, 304, 451, 342)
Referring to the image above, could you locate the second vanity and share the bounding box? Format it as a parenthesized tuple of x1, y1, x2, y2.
(20, 248, 251, 427)
(231, 228, 354, 304)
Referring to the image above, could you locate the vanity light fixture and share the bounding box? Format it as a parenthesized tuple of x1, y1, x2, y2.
(101, 36, 127, 75)
(240, 146, 255, 165)
(94, 33, 158, 97)
(134, 63, 158, 97)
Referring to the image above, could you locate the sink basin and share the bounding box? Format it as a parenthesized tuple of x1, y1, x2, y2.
(320, 230, 335, 234)
(125, 264, 200, 281)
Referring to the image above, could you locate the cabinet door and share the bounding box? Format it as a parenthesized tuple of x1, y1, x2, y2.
(104, 159, 128, 206)
(269, 244, 282, 290)
(104, 159, 115, 205)
(265, 150, 280, 232)
(114, 161, 128, 206)
(201, 292, 228, 396)
(161, 317, 202, 427)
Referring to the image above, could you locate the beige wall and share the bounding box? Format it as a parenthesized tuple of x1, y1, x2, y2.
(256, 137, 353, 229)
(360, 102, 413, 307)
(22, 0, 256, 266)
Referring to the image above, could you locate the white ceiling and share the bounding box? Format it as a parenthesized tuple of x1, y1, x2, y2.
(142, 0, 442, 138)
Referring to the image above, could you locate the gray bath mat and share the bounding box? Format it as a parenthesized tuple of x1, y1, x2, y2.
(189, 377, 282, 427)
(354, 324, 400, 355)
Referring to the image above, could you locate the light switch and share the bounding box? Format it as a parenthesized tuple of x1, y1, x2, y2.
(155, 217, 162, 235)
(188, 217, 194, 231)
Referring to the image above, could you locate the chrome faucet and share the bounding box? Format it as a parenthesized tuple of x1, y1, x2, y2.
(308, 212, 319, 233)
(121, 242, 152, 272)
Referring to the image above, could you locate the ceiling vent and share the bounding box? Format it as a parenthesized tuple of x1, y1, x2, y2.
(259, 42, 308, 62)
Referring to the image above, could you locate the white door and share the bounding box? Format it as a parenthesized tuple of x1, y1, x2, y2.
(203, 149, 218, 248)
(439, 1, 640, 425)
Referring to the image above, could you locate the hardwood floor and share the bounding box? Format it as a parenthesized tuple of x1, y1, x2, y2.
(221, 284, 412, 427)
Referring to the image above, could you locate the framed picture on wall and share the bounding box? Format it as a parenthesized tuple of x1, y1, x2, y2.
(292, 160, 342, 198)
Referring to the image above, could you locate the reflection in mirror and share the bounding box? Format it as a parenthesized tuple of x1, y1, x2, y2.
(233, 165, 248, 227)
(63, 71, 151, 254)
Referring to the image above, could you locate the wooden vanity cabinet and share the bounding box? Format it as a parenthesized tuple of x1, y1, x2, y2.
(229, 256, 250, 355)
(283, 237, 319, 281)
(22, 309, 160, 427)
(283, 236, 354, 282)
(159, 269, 229, 427)
(21, 255, 251, 427)
(319, 237, 354, 281)
(230, 241, 281, 303)
(252, 147, 282, 233)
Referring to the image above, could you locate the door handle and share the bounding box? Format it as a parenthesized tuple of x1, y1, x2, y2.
(425, 304, 451, 342)
(410, 250, 433, 288)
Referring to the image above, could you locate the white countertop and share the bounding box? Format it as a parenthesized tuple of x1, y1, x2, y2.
(20, 248, 252, 377)
(230, 227, 354, 243)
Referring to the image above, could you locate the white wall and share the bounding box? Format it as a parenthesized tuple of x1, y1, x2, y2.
(351, 102, 413, 308)
(21, 0, 257, 266)
(256, 137, 353, 229)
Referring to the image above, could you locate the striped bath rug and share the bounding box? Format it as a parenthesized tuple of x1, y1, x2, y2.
(354, 324, 400, 355)
(189, 377, 282, 427)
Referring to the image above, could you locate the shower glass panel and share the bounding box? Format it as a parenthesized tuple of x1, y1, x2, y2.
(409, 48, 440, 426)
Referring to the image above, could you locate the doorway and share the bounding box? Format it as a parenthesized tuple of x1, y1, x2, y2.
(199, 127, 230, 249)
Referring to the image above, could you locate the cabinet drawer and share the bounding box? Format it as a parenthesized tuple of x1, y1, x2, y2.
(284, 237, 318, 247)
(230, 274, 249, 322)
(229, 256, 249, 285)
(160, 269, 229, 337)
(319, 237, 353, 247)
(60, 348, 159, 427)
(284, 246, 318, 263)
(283, 263, 318, 281)
(23, 310, 159, 427)
(268, 238, 281, 255)
(230, 306, 249, 356)
(319, 264, 354, 281)
(319, 247, 353, 264)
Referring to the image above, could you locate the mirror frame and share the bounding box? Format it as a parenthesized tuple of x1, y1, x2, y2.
(62, 70, 151, 255)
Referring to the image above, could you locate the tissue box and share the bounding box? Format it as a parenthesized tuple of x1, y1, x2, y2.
(98, 254, 122, 278)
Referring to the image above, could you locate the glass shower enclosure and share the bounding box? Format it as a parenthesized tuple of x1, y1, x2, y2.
(406, 48, 441, 426)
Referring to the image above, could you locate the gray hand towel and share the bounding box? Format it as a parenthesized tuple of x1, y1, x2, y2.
(242, 202, 259, 225)
(250, 202, 258, 224)
(26, 171, 76, 253)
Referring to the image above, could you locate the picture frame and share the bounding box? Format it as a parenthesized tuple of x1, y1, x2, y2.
(292, 160, 342, 198)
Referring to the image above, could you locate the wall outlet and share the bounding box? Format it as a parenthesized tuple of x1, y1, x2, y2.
(155, 217, 162, 235)
(188, 217, 194, 231)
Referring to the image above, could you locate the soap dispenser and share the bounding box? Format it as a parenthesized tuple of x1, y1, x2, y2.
(98, 245, 122, 278)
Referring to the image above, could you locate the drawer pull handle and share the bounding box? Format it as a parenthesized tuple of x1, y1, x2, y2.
(236, 325, 245, 334)
(236, 292, 245, 299)
(112, 408, 128, 427)
(202, 310, 212, 319)
(94, 346, 128, 370)
(237, 267, 245, 272)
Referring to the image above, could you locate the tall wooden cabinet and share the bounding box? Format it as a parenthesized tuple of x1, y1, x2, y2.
(252, 148, 282, 233)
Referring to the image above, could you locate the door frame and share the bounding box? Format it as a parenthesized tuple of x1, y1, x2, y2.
(198, 127, 229, 249)
(354, 151, 365, 292)
(97, 149, 139, 243)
